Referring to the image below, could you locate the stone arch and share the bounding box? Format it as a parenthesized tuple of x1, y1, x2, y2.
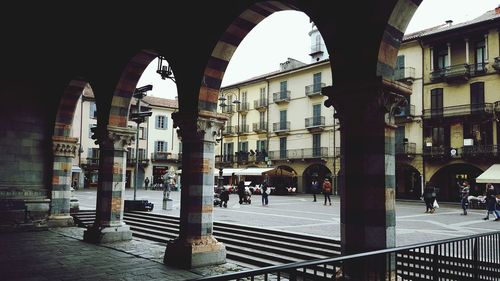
(396, 162, 422, 200)
(428, 163, 483, 202)
(303, 163, 333, 193)
(49, 79, 89, 227)
(376, 0, 422, 78)
(199, 1, 298, 113)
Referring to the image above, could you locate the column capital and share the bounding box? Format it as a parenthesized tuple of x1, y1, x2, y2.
(172, 110, 227, 143)
(91, 125, 135, 150)
(323, 77, 410, 125)
(52, 136, 78, 157)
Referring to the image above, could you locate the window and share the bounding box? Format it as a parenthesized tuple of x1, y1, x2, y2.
(312, 134, 321, 157)
(470, 82, 485, 112)
(256, 140, 267, 153)
(241, 91, 247, 104)
(313, 104, 321, 125)
(313, 73, 322, 92)
(280, 81, 288, 99)
(139, 127, 146, 139)
(89, 102, 97, 119)
(259, 112, 265, 127)
(430, 88, 443, 117)
(260, 87, 266, 101)
(279, 137, 287, 159)
(241, 115, 247, 133)
(239, 141, 248, 152)
(138, 148, 146, 160)
(127, 148, 135, 159)
(435, 48, 448, 69)
(88, 148, 99, 164)
(394, 55, 405, 80)
(156, 115, 167, 129)
(475, 40, 486, 71)
(280, 110, 287, 130)
(88, 124, 97, 138)
(155, 141, 167, 152)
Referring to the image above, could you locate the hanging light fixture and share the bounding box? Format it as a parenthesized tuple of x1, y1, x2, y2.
(156, 55, 176, 82)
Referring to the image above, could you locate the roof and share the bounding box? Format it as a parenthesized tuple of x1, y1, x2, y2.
(142, 96, 178, 109)
(476, 164, 500, 184)
(403, 8, 500, 42)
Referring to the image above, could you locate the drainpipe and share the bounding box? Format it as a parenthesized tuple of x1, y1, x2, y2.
(266, 80, 270, 162)
(419, 39, 426, 196)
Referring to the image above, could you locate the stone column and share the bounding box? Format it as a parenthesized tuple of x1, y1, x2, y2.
(323, 78, 410, 280)
(164, 111, 226, 269)
(48, 135, 78, 227)
(83, 125, 135, 243)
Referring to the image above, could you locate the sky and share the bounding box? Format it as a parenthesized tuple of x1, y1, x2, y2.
(138, 0, 499, 100)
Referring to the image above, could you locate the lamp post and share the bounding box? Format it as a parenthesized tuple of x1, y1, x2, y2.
(232, 98, 241, 167)
(217, 93, 228, 192)
(131, 85, 153, 200)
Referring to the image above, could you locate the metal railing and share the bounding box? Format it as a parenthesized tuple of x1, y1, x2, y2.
(422, 103, 494, 119)
(252, 122, 268, 132)
(396, 142, 416, 155)
(269, 147, 328, 160)
(430, 64, 470, 82)
(222, 126, 236, 135)
(273, 91, 291, 103)
(305, 83, 325, 97)
(393, 67, 415, 82)
(150, 152, 180, 161)
(305, 116, 325, 128)
(254, 99, 268, 109)
(273, 121, 290, 133)
(191, 231, 500, 281)
(222, 104, 236, 114)
(237, 102, 250, 112)
(236, 124, 249, 134)
(460, 144, 500, 159)
(394, 104, 415, 119)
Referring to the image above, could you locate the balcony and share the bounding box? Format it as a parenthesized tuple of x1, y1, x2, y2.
(84, 157, 99, 166)
(461, 145, 500, 160)
(423, 146, 450, 160)
(430, 64, 470, 83)
(252, 122, 268, 134)
(253, 99, 268, 111)
(236, 124, 250, 135)
(150, 152, 181, 162)
(305, 83, 325, 97)
(394, 104, 415, 123)
(222, 104, 236, 114)
(492, 57, 500, 71)
(222, 126, 236, 136)
(215, 154, 234, 165)
(305, 116, 325, 132)
(237, 102, 250, 113)
(396, 142, 416, 159)
(126, 157, 150, 166)
(273, 91, 291, 104)
(235, 151, 249, 164)
(469, 62, 488, 76)
(309, 44, 324, 56)
(273, 121, 290, 135)
(393, 67, 415, 84)
(422, 103, 494, 121)
(269, 147, 328, 160)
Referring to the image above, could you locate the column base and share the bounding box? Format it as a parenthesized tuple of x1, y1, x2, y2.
(47, 215, 74, 227)
(83, 224, 132, 244)
(164, 236, 226, 269)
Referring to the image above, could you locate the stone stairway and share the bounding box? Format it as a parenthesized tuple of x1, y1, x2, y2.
(72, 210, 341, 270)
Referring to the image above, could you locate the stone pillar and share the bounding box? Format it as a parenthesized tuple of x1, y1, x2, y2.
(323, 78, 409, 280)
(84, 125, 135, 243)
(48, 135, 78, 227)
(465, 38, 469, 65)
(164, 111, 226, 269)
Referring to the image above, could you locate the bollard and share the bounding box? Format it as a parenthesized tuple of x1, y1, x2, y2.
(162, 186, 173, 210)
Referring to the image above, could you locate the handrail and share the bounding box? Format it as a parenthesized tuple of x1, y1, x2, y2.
(190, 230, 500, 280)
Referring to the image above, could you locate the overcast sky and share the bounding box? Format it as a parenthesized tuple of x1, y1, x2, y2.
(139, 0, 499, 100)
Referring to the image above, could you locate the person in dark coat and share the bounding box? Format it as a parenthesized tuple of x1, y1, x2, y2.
(261, 181, 269, 206)
(237, 180, 246, 204)
(422, 183, 436, 213)
(483, 183, 500, 221)
(311, 180, 320, 202)
(219, 187, 230, 208)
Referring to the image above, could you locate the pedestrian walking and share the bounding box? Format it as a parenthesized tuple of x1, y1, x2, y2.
(311, 179, 320, 202)
(261, 181, 269, 206)
(322, 178, 332, 205)
(483, 183, 500, 221)
(459, 180, 470, 215)
(422, 182, 437, 213)
(144, 177, 150, 190)
(219, 187, 229, 208)
(237, 180, 246, 204)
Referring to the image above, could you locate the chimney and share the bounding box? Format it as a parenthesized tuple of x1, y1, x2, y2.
(445, 20, 453, 26)
(496, 5, 500, 14)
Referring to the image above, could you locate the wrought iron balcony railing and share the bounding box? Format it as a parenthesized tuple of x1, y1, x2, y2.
(150, 152, 180, 162)
(310, 43, 324, 55)
(469, 62, 488, 76)
(253, 99, 268, 110)
(84, 157, 99, 165)
(396, 142, 416, 156)
(305, 116, 325, 129)
(269, 147, 328, 160)
(273, 91, 291, 103)
(423, 146, 450, 159)
(305, 83, 325, 97)
(237, 102, 250, 112)
(215, 154, 234, 164)
(393, 67, 415, 82)
(222, 104, 236, 114)
(252, 122, 268, 133)
(126, 157, 149, 165)
(430, 64, 470, 83)
(460, 144, 500, 159)
(394, 104, 415, 122)
(222, 126, 236, 136)
(236, 124, 250, 134)
(273, 121, 290, 133)
(422, 103, 494, 120)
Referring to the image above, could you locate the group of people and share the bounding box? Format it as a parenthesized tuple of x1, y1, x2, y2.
(311, 178, 332, 205)
(423, 180, 499, 221)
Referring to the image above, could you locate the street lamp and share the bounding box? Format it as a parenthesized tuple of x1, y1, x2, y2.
(216, 93, 227, 192)
(131, 85, 153, 200)
(156, 56, 176, 83)
(232, 98, 241, 166)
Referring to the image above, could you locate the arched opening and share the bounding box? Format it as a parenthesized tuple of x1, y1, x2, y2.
(303, 163, 333, 193)
(396, 163, 422, 200)
(429, 163, 483, 202)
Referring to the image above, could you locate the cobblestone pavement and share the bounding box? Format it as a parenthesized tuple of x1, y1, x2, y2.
(0, 227, 248, 281)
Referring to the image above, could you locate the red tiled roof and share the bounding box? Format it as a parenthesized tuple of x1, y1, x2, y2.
(142, 96, 178, 109)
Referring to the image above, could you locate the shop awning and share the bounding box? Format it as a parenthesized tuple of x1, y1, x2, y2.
(234, 168, 274, 176)
(476, 164, 500, 183)
(72, 166, 82, 173)
(213, 168, 244, 177)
